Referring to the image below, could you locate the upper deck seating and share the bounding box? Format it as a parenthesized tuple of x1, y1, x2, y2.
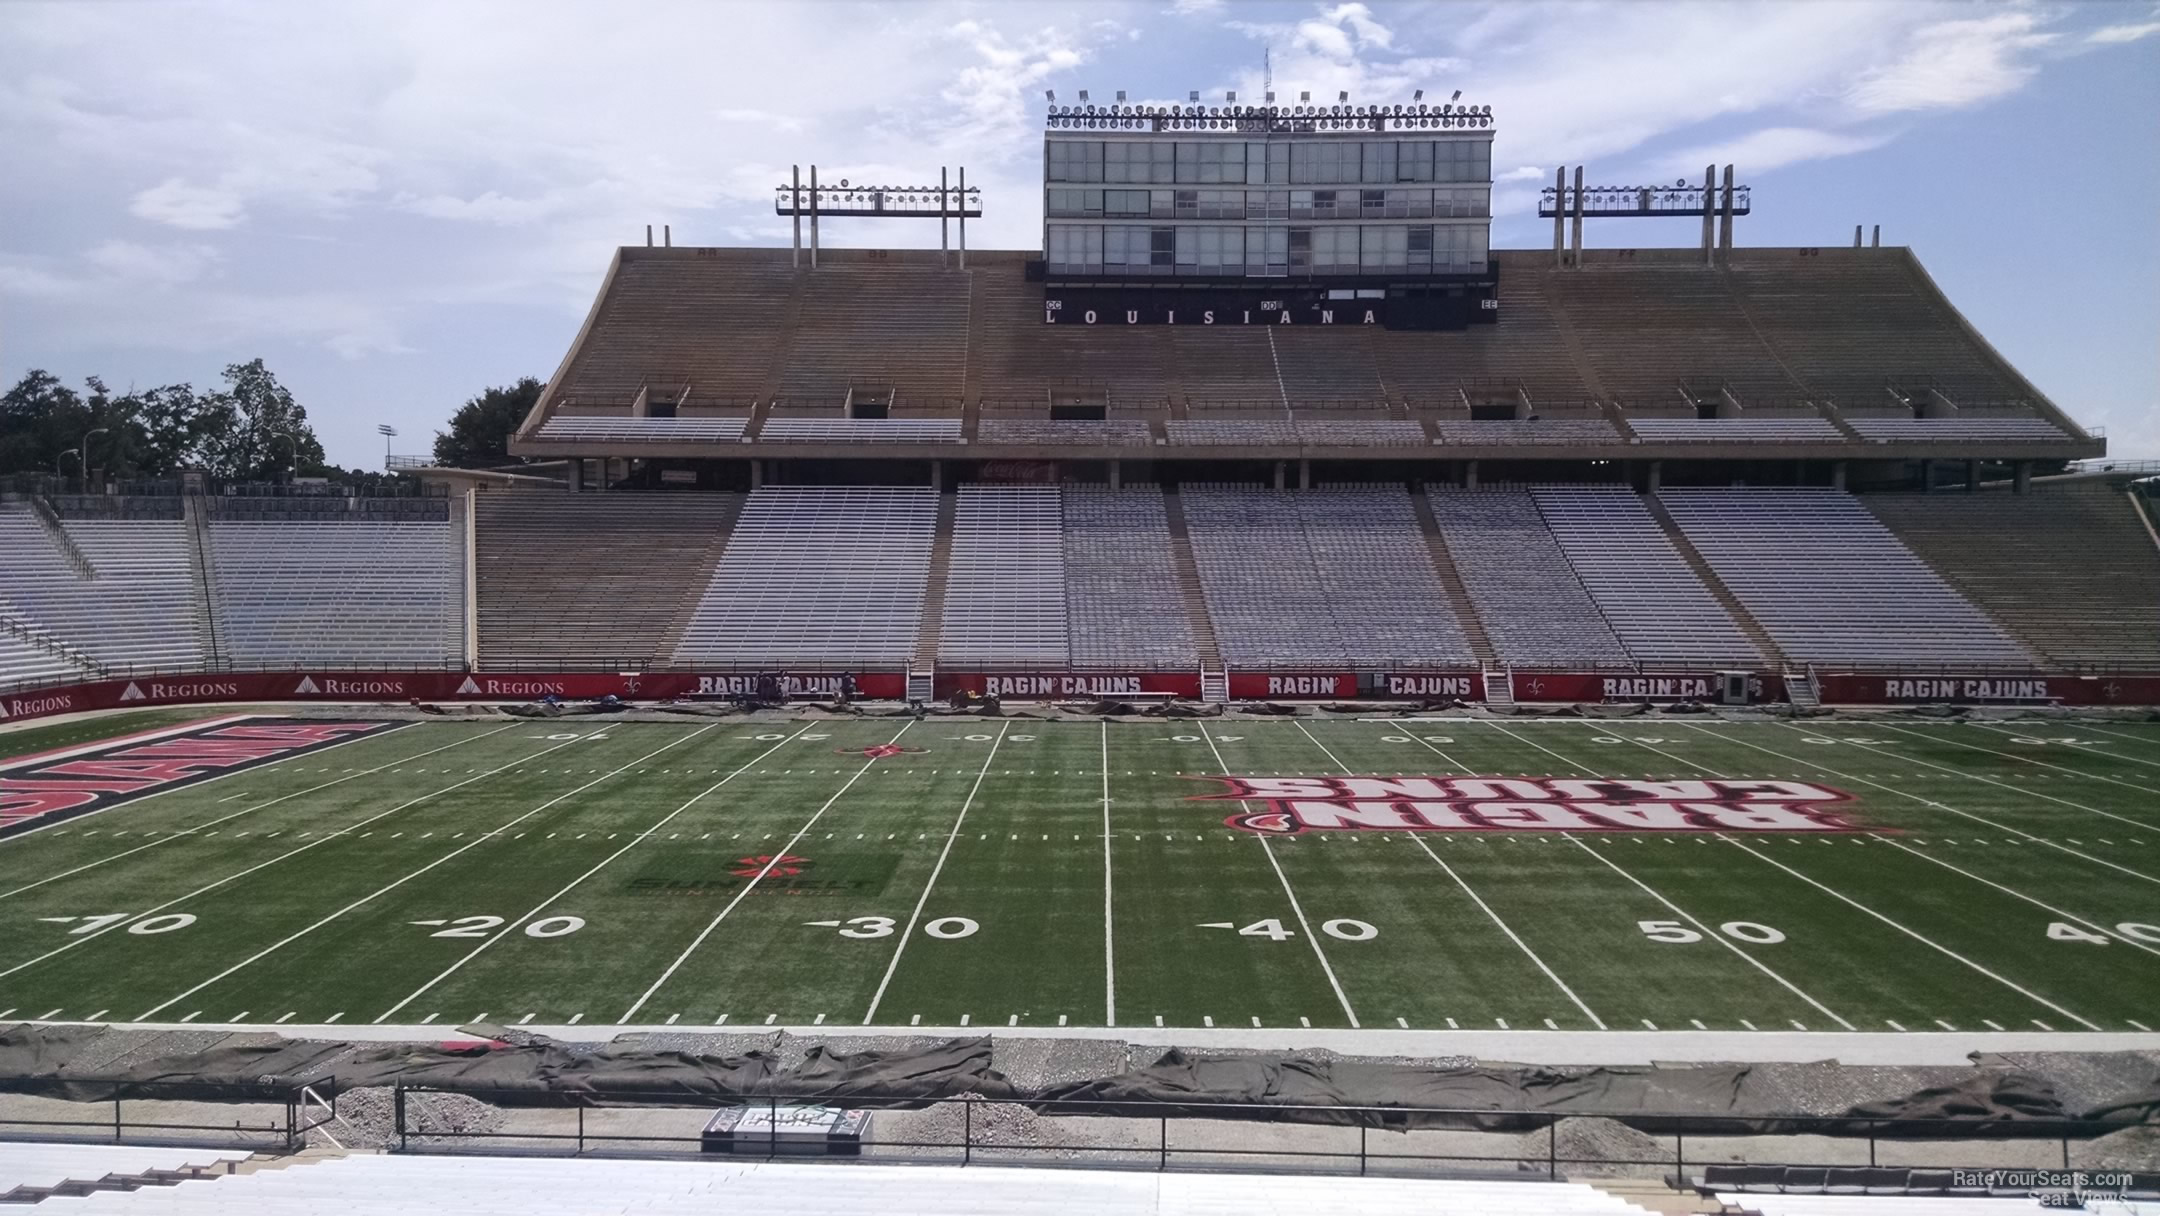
(1293, 420, 1427, 446)
(672, 487, 935, 667)
(976, 420, 1154, 446)
(1658, 488, 2036, 668)
(1529, 486, 1763, 667)
(475, 491, 741, 668)
(208, 521, 462, 668)
(1426, 489, 1632, 668)
(1064, 487, 1198, 669)
(1166, 421, 1299, 446)
(1845, 417, 2072, 443)
(938, 486, 1069, 666)
(0, 508, 202, 673)
(1433, 420, 1621, 446)
(1865, 490, 2160, 670)
(757, 419, 963, 443)
(536, 417, 746, 442)
(1625, 418, 1840, 442)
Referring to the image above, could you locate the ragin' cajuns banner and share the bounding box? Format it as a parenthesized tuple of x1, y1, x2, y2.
(1508, 672, 1785, 704)
(2, 717, 392, 836)
(938, 673, 1204, 699)
(1814, 673, 2160, 706)
(1195, 774, 1865, 836)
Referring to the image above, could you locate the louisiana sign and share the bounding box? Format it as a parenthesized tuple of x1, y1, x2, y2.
(1198, 775, 1862, 835)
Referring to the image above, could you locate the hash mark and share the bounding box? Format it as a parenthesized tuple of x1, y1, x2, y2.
(1545, 1018, 1559, 1030)
(1203, 1016, 1214, 1027)
(1690, 1019, 1706, 1030)
(567, 1013, 582, 1025)
(276, 1012, 294, 1023)
(1935, 1019, 1956, 1031)
(2031, 1019, 2054, 1031)
(1886, 1020, 1906, 1032)
(1154, 1015, 1163, 1027)
(1641, 1019, 1657, 1030)
(1393, 1017, 1405, 1029)
(1983, 1019, 2005, 1031)
(1740, 1019, 1757, 1031)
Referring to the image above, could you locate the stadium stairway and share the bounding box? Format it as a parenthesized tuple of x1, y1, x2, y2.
(180, 496, 226, 670)
(656, 512, 744, 667)
(908, 491, 961, 697)
(1160, 488, 1228, 700)
(1412, 486, 1497, 667)
(1640, 494, 1788, 668)
(27, 493, 98, 579)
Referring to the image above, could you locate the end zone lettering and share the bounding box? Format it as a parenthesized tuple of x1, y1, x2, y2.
(1200, 774, 1860, 835)
(1, 719, 390, 837)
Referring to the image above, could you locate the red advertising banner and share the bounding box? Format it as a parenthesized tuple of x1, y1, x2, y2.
(1379, 673, 1484, 700)
(1227, 673, 1358, 699)
(936, 673, 1203, 699)
(1816, 673, 2160, 706)
(1511, 672, 1786, 704)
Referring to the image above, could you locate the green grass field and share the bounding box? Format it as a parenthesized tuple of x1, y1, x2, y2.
(4, 714, 2159, 1036)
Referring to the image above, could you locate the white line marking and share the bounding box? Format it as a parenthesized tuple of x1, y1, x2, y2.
(1871, 835, 2160, 957)
(1718, 833, 2100, 1030)
(376, 726, 815, 1022)
(1379, 724, 1607, 1029)
(0, 722, 502, 903)
(131, 727, 720, 1021)
(623, 722, 916, 1023)
(1205, 728, 1357, 1026)
(0, 730, 593, 984)
(863, 723, 1009, 1024)
(1969, 721, 2160, 774)
(1101, 721, 1116, 1028)
(1875, 722, 2160, 812)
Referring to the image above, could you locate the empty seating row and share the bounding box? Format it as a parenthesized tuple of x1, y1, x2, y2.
(757, 418, 962, 443)
(1298, 488, 1476, 667)
(672, 487, 935, 666)
(938, 486, 1068, 666)
(976, 420, 1154, 446)
(1432, 420, 1621, 445)
(0, 508, 203, 673)
(1165, 420, 1300, 446)
(1684, 1161, 2159, 1202)
(1064, 487, 1199, 669)
(1529, 487, 1763, 667)
(475, 492, 740, 668)
(1624, 418, 1841, 441)
(1427, 489, 1633, 668)
(1, 1143, 250, 1202)
(0, 626, 92, 689)
(1846, 417, 2072, 442)
(208, 521, 462, 668)
(1294, 420, 1427, 446)
(1659, 488, 2035, 668)
(536, 416, 747, 441)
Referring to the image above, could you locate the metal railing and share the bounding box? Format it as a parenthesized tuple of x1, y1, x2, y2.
(0, 1078, 338, 1152)
(388, 1086, 2115, 1179)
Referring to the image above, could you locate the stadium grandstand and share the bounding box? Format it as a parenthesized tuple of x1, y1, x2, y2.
(1, 91, 2154, 718)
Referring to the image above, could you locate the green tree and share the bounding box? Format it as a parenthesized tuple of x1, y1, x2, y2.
(433, 377, 541, 468)
(200, 358, 325, 481)
(0, 369, 91, 477)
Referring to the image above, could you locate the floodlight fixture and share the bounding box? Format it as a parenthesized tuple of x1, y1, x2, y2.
(1413, 89, 1423, 101)
(1452, 89, 1462, 101)
(1078, 89, 1089, 102)
(1338, 90, 1349, 102)
(1044, 89, 1054, 102)
(1226, 90, 1236, 102)
(1188, 89, 1200, 101)
(1116, 89, 1127, 102)
(1299, 90, 1310, 102)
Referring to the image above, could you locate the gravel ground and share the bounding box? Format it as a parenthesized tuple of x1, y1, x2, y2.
(2071, 1124, 2160, 1170)
(330, 1085, 504, 1150)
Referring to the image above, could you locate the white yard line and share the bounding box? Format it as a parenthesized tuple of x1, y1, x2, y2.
(1101, 720, 1116, 1028)
(1777, 723, 2160, 834)
(374, 725, 815, 1023)
(0, 729, 598, 984)
(1713, 833, 2102, 1031)
(1699, 725, 2160, 887)
(133, 725, 721, 1021)
(2072, 723, 2160, 759)
(1481, 721, 1854, 1030)
(1367, 723, 1607, 1029)
(0, 723, 508, 902)
(1868, 835, 2160, 958)
(1900, 722, 2160, 792)
(619, 721, 916, 1024)
(1201, 727, 1358, 1027)
(861, 722, 1009, 1024)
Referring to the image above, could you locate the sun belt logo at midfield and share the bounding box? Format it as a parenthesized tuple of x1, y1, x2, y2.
(1197, 775, 1864, 835)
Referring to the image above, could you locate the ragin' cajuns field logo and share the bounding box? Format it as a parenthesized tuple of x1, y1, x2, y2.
(1196, 775, 1863, 835)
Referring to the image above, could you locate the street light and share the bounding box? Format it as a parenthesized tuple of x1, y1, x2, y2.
(268, 430, 300, 484)
(82, 426, 109, 490)
(378, 423, 399, 468)
(56, 448, 80, 483)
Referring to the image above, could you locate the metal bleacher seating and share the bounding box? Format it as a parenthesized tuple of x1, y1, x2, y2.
(1658, 488, 2036, 669)
(16, 1153, 1663, 1214)
(0, 1142, 250, 1203)
(671, 486, 935, 667)
(475, 491, 742, 669)
(1624, 417, 1841, 442)
(1063, 486, 1198, 669)
(757, 418, 963, 443)
(1845, 416, 2072, 443)
(1183, 486, 1472, 668)
(0, 507, 202, 674)
(976, 420, 1153, 446)
(1432, 420, 1621, 446)
(207, 521, 462, 668)
(1865, 489, 2160, 670)
(1293, 420, 1428, 446)
(1165, 420, 1301, 446)
(535, 416, 746, 442)
(0, 626, 91, 689)
(1529, 486, 1764, 668)
(938, 485, 1069, 666)
(1426, 488, 1633, 668)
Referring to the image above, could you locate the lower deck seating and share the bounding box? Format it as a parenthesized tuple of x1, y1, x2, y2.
(209, 521, 461, 667)
(1659, 488, 2035, 668)
(1064, 487, 1197, 669)
(672, 487, 934, 667)
(1530, 486, 1763, 668)
(1427, 489, 1632, 668)
(1865, 489, 2160, 669)
(939, 486, 1068, 666)
(0, 627, 90, 689)
(0, 509, 202, 673)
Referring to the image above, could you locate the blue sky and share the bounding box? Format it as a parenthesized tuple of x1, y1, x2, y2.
(1, 0, 2154, 466)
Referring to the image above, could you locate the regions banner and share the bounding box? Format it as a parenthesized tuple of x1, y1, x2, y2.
(1, 718, 393, 836)
(936, 673, 1203, 700)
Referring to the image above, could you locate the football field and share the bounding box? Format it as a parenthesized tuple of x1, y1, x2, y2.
(4, 713, 2160, 1037)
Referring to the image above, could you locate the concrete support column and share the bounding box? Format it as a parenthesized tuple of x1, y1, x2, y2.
(567, 459, 583, 493)
(1570, 166, 1584, 266)
(750, 459, 763, 490)
(2013, 461, 2031, 495)
(1553, 166, 1566, 267)
(1109, 460, 1121, 491)
(1464, 460, 1479, 490)
(1966, 458, 1981, 492)
(931, 460, 944, 493)
(1273, 461, 1286, 490)
(1717, 164, 1735, 255)
(1298, 458, 1311, 490)
(1701, 164, 1716, 266)
(1920, 458, 1936, 492)
(1831, 461, 1847, 491)
(1646, 460, 1662, 492)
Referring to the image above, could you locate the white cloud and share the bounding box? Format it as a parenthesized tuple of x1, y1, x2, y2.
(130, 178, 247, 230)
(84, 240, 220, 286)
(1844, 12, 2056, 115)
(1168, 0, 1223, 13)
(2087, 19, 2160, 44)
(1657, 127, 1895, 177)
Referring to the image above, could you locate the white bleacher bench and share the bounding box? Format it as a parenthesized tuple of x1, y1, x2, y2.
(757, 419, 963, 443)
(1433, 420, 1622, 445)
(976, 420, 1154, 446)
(535, 417, 748, 442)
(1625, 418, 1841, 442)
(1846, 418, 2072, 442)
(939, 485, 1069, 666)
